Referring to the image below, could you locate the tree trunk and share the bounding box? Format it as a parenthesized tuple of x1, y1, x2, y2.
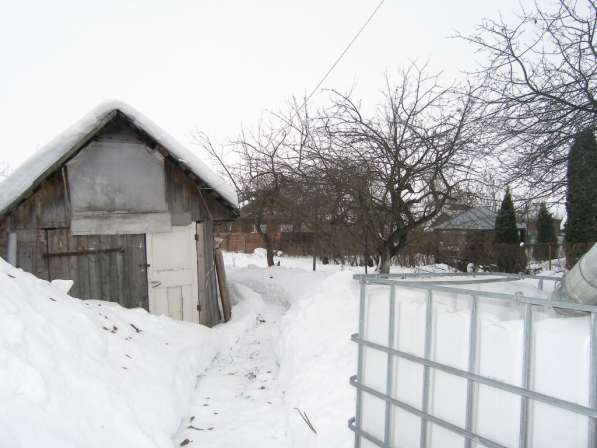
(377, 246, 392, 274)
(261, 232, 275, 267)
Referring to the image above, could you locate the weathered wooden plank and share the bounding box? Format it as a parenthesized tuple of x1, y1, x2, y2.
(123, 234, 148, 310)
(101, 234, 123, 305)
(5, 171, 70, 231)
(97, 235, 108, 301)
(196, 222, 209, 325)
(214, 248, 231, 322)
(113, 234, 125, 307)
(165, 157, 205, 223)
(201, 220, 220, 326)
(33, 229, 49, 281)
(47, 229, 69, 281)
(46, 230, 59, 279)
(44, 247, 124, 257)
(0, 220, 9, 260)
(66, 239, 80, 297)
(16, 231, 34, 274)
(76, 235, 90, 299)
(87, 235, 102, 299)
(137, 234, 149, 310)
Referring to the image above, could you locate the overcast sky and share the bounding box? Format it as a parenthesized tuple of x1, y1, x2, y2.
(0, 0, 524, 172)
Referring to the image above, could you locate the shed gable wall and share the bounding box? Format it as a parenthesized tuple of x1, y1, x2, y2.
(0, 115, 232, 322)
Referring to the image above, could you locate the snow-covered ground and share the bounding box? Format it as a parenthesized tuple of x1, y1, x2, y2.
(0, 257, 258, 448)
(1, 248, 590, 448)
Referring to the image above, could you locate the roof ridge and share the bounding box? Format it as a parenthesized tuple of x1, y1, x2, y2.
(0, 101, 238, 214)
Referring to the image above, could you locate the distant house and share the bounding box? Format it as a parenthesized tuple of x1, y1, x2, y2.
(0, 101, 238, 326)
(430, 206, 526, 266)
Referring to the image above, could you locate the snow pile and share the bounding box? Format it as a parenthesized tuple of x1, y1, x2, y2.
(0, 258, 226, 448)
(223, 251, 590, 448)
(275, 272, 359, 448)
(221, 257, 361, 447)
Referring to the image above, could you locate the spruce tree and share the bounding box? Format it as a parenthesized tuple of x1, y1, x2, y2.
(495, 188, 525, 272)
(565, 129, 597, 266)
(495, 188, 519, 244)
(535, 203, 557, 260)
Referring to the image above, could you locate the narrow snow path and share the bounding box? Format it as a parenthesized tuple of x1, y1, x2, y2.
(174, 299, 289, 447)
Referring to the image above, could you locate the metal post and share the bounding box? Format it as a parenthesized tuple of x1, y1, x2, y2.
(384, 285, 397, 446)
(588, 312, 597, 448)
(519, 303, 533, 448)
(420, 290, 433, 448)
(355, 279, 367, 448)
(465, 295, 478, 448)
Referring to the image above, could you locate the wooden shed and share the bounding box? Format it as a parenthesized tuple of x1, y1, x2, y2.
(0, 101, 238, 327)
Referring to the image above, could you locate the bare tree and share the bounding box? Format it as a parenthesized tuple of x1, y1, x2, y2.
(310, 63, 480, 273)
(196, 112, 309, 267)
(457, 0, 597, 200)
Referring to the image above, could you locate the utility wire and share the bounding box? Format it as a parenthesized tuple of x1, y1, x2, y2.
(305, 0, 386, 104)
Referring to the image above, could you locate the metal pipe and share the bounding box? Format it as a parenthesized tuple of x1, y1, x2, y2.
(353, 272, 562, 282)
(355, 279, 367, 448)
(383, 285, 396, 447)
(519, 303, 533, 448)
(420, 290, 433, 448)
(557, 243, 597, 306)
(465, 295, 478, 448)
(589, 312, 597, 448)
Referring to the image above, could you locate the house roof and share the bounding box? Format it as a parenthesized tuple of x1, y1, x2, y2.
(0, 100, 238, 215)
(433, 206, 526, 231)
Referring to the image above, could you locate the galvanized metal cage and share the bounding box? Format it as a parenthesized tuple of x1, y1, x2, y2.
(348, 272, 597, 448)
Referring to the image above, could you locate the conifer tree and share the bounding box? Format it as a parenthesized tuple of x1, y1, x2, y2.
(565, 129, 597, 266)
(535, 203, 557, 260)
(495, 188, 525, 272)
(495, 188, 519, 244)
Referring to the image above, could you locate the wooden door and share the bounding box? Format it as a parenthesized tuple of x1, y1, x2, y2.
(146, 224, 199, 322)
(44, 230, 148, 310)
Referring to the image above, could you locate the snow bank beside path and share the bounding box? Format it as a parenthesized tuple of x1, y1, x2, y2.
(275, 272, 359, 448)
(0, 258, 226, 448)
(225, 251, 591, 448)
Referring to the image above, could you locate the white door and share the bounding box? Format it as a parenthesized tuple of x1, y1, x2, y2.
(146, 224, 199, 323)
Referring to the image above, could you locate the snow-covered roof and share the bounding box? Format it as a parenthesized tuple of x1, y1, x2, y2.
(433, 206, 525, 231)
(0, 100, 238, 214)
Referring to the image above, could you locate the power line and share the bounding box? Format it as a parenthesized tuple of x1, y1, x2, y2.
(305, 0, 386, 104)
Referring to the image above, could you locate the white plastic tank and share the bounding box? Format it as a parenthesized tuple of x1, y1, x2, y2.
(560, 243, 597, 305)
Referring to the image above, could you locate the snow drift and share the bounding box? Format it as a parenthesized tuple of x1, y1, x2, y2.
(0, 258, 222, 448)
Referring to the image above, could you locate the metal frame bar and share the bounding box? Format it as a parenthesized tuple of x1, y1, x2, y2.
(349, 377, 508, 448)
(464, 295, 478, 448)
(420, 290, 433, 447)
(383, 285, 396, 447)
(349, 275, 597, 448)
(589, 312, 597, 448)
(361, 278, 597, 313)
(354, 279, 366, 448)
(519, 303, 533, 448)
(353, 271, 562, 282)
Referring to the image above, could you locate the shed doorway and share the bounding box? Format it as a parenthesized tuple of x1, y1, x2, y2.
(146, 223, 199, 323)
